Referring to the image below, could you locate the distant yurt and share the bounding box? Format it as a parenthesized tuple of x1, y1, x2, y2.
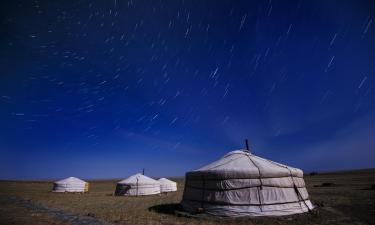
(52, 177, 89, 193)
(181, 149, 314, 217)
(158, 178, 177, 193)
(115, 173, 160, 196)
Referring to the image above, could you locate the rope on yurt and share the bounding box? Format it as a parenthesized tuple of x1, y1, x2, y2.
(286, 167, 311, 213)
(245, 154, 263, 212)
(136, 177, 139, 197)
(293, 183, 311, 212)
(255, 155, 312, 212)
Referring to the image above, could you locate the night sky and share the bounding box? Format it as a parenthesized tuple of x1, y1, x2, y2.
(1, 0, 374, 179)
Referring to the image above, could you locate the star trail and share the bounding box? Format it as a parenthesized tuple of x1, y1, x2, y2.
(0, 0, 374, 179)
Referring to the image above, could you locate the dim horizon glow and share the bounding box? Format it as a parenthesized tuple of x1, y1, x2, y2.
(0, 0, 374, 180)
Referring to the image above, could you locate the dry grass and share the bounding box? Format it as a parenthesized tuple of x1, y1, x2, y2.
(1, 169, 375, 225)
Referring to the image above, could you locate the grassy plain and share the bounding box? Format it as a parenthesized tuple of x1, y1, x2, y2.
(0, 169, 374, 225)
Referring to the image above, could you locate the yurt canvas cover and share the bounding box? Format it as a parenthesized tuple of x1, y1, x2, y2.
(52, 177, 89, 193)
(181, 150, 313, 217)
(158, 178, 177, 193)
(115, 173, 160, 196)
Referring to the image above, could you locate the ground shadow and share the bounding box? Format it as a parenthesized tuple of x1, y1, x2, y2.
(313, 182, 339, 187)
(149, 204, 218, 219)
(148, 203, 183, 215)
(360, 184, 375, 190)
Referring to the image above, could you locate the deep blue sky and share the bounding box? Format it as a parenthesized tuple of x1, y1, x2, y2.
(1, 0, 374, 179)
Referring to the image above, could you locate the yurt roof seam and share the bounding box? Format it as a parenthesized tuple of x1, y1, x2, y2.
(199, 155, 244, 171)
(223, 150, 248, 157)
(223, 153, 244, 159)
(253, 155, 291, 171)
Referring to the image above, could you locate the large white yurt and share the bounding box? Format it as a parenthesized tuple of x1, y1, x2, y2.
(115, 173, 160, 196)
(181, 149, 314, 217)
(52, 177, 89, 193)
(158, 178, 177, 193)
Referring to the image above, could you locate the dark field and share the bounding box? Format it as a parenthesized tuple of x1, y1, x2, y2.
(0, 169, 374, 225)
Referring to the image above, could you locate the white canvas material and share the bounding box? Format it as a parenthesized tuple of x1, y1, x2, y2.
(181, 150, 314, 217)
(52, 177, 88, 193)
(115, 173, 160, 196)
(158, 178, 177, 193)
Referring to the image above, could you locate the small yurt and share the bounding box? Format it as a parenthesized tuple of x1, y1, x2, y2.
(115, 173, 160, 196)
(52, 177, 89, 193)
(158, 178, 177, 193)
(181, 149, 313, 217)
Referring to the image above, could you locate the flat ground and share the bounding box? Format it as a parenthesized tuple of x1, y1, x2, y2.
(0, 169, 374, 225)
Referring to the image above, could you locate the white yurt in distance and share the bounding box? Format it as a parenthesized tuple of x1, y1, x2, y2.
(181, 149, 313, 217)
(52, 177, 89, 193)
(115, 173, 160, 196)
(158, 178, 177, 193)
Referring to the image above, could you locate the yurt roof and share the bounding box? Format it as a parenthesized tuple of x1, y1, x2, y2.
(55, 177, 86, 184)
(118, 173, 158, 185)
(187, 149, 303, 179)
(158, 178, 176, 184)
